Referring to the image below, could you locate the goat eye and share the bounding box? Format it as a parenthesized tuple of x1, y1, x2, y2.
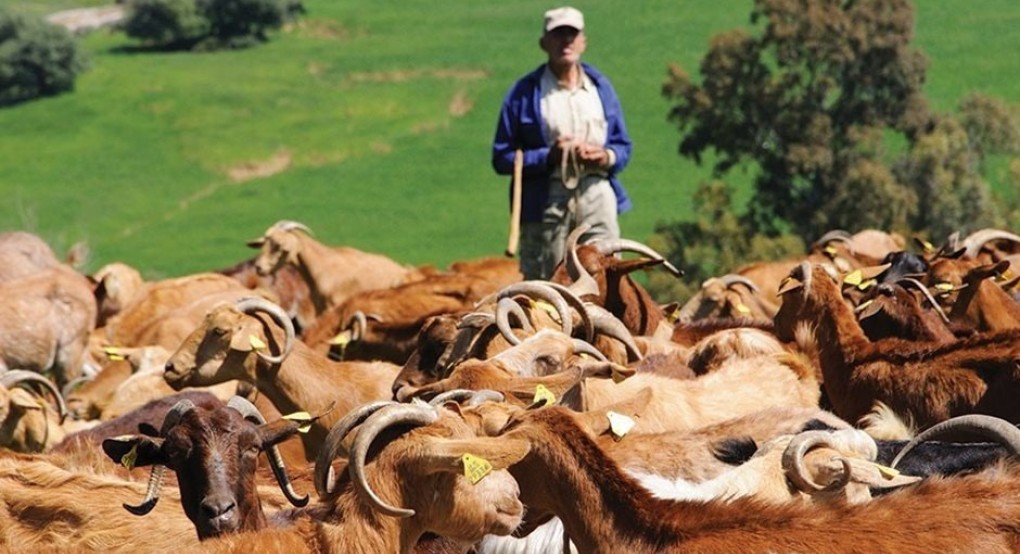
(212, 326, 228, 337)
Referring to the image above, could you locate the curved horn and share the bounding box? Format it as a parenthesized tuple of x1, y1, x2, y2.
(497, 282, 574, 338)
(570, 338, 608, 362)
(584, 303, 642, 362)
(0, 370, 69, 424)
(564, 223, 601, 298)
(543, 282, 595, 342)
(590, 238, 683, 277)
(811, 230, 853, 250)
(495, 297, 532, 346)
(226, 396, 308, 507)
(61, 374, 93, 400)
(125, 399, 196, 515)
(782, 431, 851, 493)
(719, 274, 760, 293)
(961, 229, 1020, 259)
(271, 220, 314, 236)
(896, 278, 950, 323)
(314, 401, 396, 497)
(428, 389, 505, 407)
(349, 403, 440, 518)
(235, 297, 295, 364)
(891, 414, 1020, 469)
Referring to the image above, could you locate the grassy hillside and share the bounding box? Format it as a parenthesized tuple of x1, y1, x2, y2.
(2, 1, 1017, 280)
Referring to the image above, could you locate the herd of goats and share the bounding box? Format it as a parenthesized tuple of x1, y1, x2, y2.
(0, 220, 1019, 553)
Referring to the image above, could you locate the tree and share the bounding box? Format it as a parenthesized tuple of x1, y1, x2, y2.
(122, 0, 209, 48)
(651, 0, 1019, 303)
(663, 0, 937, 240)
(0, 10, 88, 107)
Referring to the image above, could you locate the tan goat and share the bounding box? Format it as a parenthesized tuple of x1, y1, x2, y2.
(246, 220, 419, 317)
(163, 296, 400, 460)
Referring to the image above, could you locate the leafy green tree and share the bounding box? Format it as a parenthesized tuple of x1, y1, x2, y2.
(0, 10, 88, 107)
(123, 0, 209, 48)
(197, 0, 288, 48)
(663, 0, 932, 241)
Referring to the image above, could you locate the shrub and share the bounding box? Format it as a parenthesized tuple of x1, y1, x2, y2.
(0, 10, 88, 107)
(197, 0, 287, 46)
(123, 0, 210, 48)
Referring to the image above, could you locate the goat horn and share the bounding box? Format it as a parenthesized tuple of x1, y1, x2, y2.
(226, 396, 308, 507)
(571, 338, 608, 362)
(314, 401, 396, 498)
(0, 370, 69, 424)
(235, 297, 295, 365)
(782, 431, 843, 492)
(61, 374, 93, 400)
(349, 403, 440, 518)
(497, 281, 573, 338)
(125, 399, 196, 515)
(811, 230, 853, 250)
(584, 303, 642, 362)
(961, 229, 1020, 259)
(589, 238, 683, 277)
(674, 291, 704, 323)
(564, 223, 601, 298)
(719, 274, 760, 293)
(891, 414, 1020, 470)
(428, 389, 505, 407)
(495, 297, 532, 346)
(543, 282, 595, 342)
(896, 278, 950, 323)
(270, 220, 314, 236)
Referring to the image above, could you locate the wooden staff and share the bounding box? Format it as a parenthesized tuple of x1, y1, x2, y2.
(505, 149, 524, 257)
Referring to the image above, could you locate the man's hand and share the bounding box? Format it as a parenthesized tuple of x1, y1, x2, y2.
(577, 143, 611, 170)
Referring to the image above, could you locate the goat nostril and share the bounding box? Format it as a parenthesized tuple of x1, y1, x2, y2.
(164, 361, 175, 374)
(201, 499, 236, 520)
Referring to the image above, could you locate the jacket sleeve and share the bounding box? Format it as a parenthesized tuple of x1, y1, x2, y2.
(491, 80, 551, 177)
(599, 78, 633, 176)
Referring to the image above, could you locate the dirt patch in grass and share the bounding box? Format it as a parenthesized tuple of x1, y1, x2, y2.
(227, 149, 293, 182)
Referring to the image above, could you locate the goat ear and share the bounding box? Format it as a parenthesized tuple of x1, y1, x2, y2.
(258, 419, 303, 447)
(577, 387, 652, 436)
(246, 237, 266, 248)
(229, 329, 260, 353)
(102, 436, 165, 468)
(419, 437, 531, 475)
(9, 389, 43, 410)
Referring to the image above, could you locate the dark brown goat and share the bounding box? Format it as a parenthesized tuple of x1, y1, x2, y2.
(928, 258, 1020, 332)
(855, 281, 956, 343)
(774, 262, 1020, 428)
(102, 396, 308, 540)
(498, 405, 1020, 554)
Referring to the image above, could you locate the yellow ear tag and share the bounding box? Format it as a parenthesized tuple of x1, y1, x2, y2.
(282, 411, 313, 433)
(532, 300, 561, 323)
(606, 411, 635, 441)
(121, 444, 139, 471)
(842, 270, 863, 286)
(248, 335, 267, 350)
(735, 303, 751, 315)
(329, 331, 351, 346)
(462, 453, 493, 485)
(935, 282, 954, 291)
(857, 278, 877, 291)
(876, 464, 901, 480)
(823, 246, 838, 257)
(104, 346, 125, 361)
(533, 384, 556, 406)
(921, 240, 935, 253)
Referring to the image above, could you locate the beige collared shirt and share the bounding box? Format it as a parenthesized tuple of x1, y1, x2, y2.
(539, 65, 615, 180)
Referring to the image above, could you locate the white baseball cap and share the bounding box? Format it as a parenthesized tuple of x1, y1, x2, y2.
(543, 6, 584, 33)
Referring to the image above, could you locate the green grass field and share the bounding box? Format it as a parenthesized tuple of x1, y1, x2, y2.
(2, 0, 1018, 280)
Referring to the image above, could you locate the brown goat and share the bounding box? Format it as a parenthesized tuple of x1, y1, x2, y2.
(928, 258, 1020, 332)
(246, 220, 420, 317)
(498, 405, 1020, 553)
(774, 262, 1020, 428)
(163, 297, 399, 460)
(855, 281, 956, 343)
(102, 396, 310, 540)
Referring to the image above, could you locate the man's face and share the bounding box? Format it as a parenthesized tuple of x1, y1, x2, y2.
(541, 26, 586, 65)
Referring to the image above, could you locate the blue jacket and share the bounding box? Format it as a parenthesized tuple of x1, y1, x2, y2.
(491, 63, 633, 223)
